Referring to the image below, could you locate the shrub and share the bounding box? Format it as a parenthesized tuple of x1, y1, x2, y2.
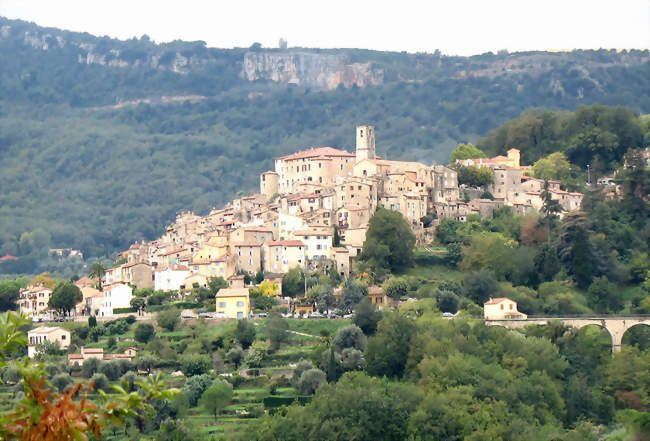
(297, 369, 326, 395)
(134, 323, 156, 343)
(90, 373, 109, 392)
(51, 373, 73, 392)
(99, 360, 122, 381)
(112, 307, 136, 314)
(332, 325, 367, 352)
(181, 354, 211, 376)
(81, 357, 101, 378)
(183, 374, 213, 407)
(156, 308, 181, 331)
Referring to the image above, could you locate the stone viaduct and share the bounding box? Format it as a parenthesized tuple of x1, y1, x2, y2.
(485, 316, 650, 353)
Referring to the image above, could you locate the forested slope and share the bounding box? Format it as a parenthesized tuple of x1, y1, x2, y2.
(0, 16, 649, 266)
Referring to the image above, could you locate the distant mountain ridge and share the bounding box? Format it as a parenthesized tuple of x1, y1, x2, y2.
(1, 16, 649, 100)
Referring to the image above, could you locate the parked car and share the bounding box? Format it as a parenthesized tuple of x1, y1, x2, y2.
(442, 312, 455, 318)
(181, 312, 197, 319)
(214, 312, 227, 319)
(198, 312, 214, 318)
(309, 312, 324, 319)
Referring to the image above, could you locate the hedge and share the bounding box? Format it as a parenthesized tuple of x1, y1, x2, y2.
(112, 307, 136, 314)
(263, 395, 312, 408)
(263, 396, 295, 407)
(146, 302, 202, 312)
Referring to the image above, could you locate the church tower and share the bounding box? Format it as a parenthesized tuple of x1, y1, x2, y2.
(356, 125, 376, 161)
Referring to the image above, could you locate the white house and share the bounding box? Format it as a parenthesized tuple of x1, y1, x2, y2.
(291, 229, 333, 261)
(154, 264, 191, 291)
(27, 326, 70, 358)
(483, 297, 527, 320)
(100, 283, 133, 316)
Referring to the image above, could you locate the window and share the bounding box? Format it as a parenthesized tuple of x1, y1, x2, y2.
(219, 302, 227, 308)
(236, 301, 245, 307)
(61, 335, 66, 340)
(237, 312, 244, 319)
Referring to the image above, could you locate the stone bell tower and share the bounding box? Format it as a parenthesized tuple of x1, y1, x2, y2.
(356, 125, 376, 161)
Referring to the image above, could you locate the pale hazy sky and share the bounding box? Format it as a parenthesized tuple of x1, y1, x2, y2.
(1, 0, 649, 55)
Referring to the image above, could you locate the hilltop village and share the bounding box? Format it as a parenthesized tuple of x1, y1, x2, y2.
(18, 126, 583, 320)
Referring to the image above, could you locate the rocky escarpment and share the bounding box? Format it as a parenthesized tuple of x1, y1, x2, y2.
(242, 52, 384, 89)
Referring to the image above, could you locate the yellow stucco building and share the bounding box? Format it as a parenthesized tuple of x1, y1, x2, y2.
(215, 288, 250, 319)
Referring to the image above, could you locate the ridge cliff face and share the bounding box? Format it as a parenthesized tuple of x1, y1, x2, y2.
(242, 52, 384, 89)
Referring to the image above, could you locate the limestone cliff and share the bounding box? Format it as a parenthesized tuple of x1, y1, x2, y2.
(242, 52, 384, 89)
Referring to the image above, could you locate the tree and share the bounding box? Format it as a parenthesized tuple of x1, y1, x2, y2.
(333, 225, 342, 247)
(587, 277, 621, 313)
(540, 179, 563, 241)
(306, 284, 336, 313)
(558, 213, 596, 289)
(361, 208, 415, 274)
(266, 312, 289, 350)
(461, 269, 501, 305)
(156, 308, 181, 331)
(297, 368, 326, 395)
(254, 271, 265, 284)
(291, 360, 314, 387)
(365, 313, 416, 378)
(135, 323, 156, 343)
(234, 319, 256, 349)
(437, 291, 459, 313)
(51, 373, 73, 392)
(257, 280, 278, 296)
(282, 267, 305, 298)
(333, 325, 367, 352)
(88, 315, 97, 328)
(0, 281, 21, 312)
(341, 348, 365, 371)
(200, 380, 233, 420)
(450, 143, 486, 163)
(207, 277, 228, 295)
(532, 152, 571, 182)
(180, 354, 211, 376)
(136, 354, 156, 375)
(353, 298, 381, 335)
(99, 360, 121, 381)
(340, 280, 367, 313)
(324, 348, 342, 382)
(456, 165, 494, 187)
(182, 374, 213, 407)
(89, 373, 109, 392)
(226, 346, 245, 368)
(49, 282, 82, 315)
(130, 297, 146, 314)
(89, 263, 105, 290)
(383, 277, 408, 301)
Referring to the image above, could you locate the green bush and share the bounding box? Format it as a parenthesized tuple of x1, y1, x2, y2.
(263, 396, 296, 408)
(113, 307, 136, 314)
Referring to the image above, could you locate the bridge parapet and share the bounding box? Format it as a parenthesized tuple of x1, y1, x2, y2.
(485, 316, 650, 353)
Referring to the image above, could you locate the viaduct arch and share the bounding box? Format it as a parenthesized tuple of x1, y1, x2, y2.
(485, 316, 650, 353)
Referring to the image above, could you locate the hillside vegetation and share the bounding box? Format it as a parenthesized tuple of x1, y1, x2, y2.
(0, 16, 649, 265)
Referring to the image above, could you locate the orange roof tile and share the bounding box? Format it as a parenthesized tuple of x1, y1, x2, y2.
(276, 147, 355, 161)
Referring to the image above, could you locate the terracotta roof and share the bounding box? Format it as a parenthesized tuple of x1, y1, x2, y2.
(484, 297, 511, 305)
(215, 288, 250, 298)
(0, 255, 18, 261)
(29, 326, 67, 334)
(266, 240, 305, 247)
(83, 348, 104, 354)
(276, 147, 355, 161)
(155, 264, 189, 272)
